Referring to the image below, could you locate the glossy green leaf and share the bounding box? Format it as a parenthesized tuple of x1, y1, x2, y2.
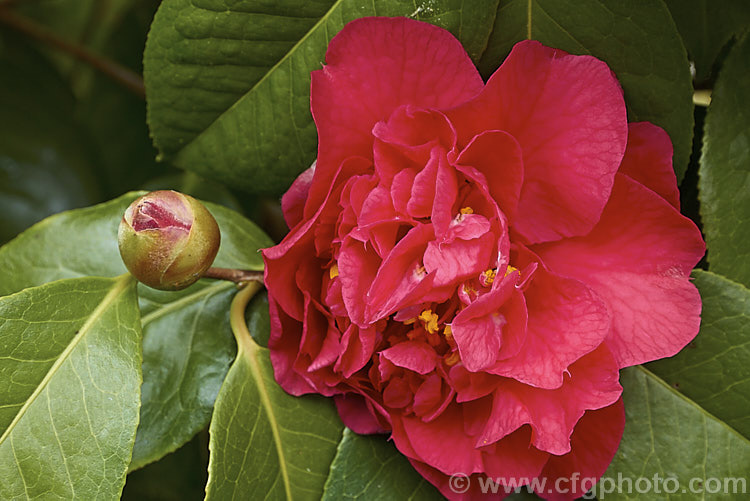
(0, 36, 100, 244)
(647, 270, 750, 439)
(478, 0, 694, 182)
(0, 192, 274, 469)
(665, 0, 750, 84)
(603, 366, 750, 500)
(0, 275, 141, 499)
(206, 286, 344, 500)
(699, 29, 750, 289)
(144, 0, 499, 195)
(322, 428, 441, 500)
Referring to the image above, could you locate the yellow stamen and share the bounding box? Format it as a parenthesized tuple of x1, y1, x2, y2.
(504, 265, 519, 277)
(481, 268, 497, 285)
(443, 324, 453, 341)
(414, 264, 427, 278)
(445, 351, 461, 366)
(419, 309, 440, 334)
(329, 263, 339, 279)
(460, 207, 474, 215)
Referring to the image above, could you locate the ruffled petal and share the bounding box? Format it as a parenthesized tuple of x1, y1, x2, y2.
(534, 173, 704, 367)
(447, 40, 628, 243)
(536, 399, 625, 501)
(488, 268, 611, 388)
(478, 347, 621, 455)
(306, 16, 483, 218)
(455, 130, 524, 219)
(381, 341, 437, 375)
(618, 122, 680, 208)
(281, 165, 315, 228)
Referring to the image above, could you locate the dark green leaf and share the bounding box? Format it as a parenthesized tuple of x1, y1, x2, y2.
(17, 0, 139, 81)
(603, 366, 750, 500)
(144, 0, 499, 195)
(665, 0, 750, 84)
(0, 192, 274, 469)
(206, 285, 344, 500)
(76, 4, 165, 198)
(0, 275, 141, 499)
(322, 428, 441, 500)
(478, 0, 694, 181)
(0, 36, 100, 244)
(122, 431, 209, 501)
(647, 270, 750, 439)
(246, 290, 271, 348)
(140, 172, 243, 213)
(699, 29, 750, 288)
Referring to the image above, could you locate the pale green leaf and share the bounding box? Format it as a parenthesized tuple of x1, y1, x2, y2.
(699, 29, 750, 288)
(144, 0, 499, 195)
(0, 275, 141, 499)
(0, 192, 274, 469)
(478, 0, 694, 181)
(206, 285, 344, 500)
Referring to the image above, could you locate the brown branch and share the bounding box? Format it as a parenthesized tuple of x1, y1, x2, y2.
(203, 267, 264, 285)
(0, 7, 145, 99)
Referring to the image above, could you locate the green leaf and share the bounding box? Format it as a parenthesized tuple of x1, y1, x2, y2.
(17, 0, 140, 81)
(76, 4, 165, 199)
(140, 172, 243, 213)
(0, 36, 100, 244)
(0, 275, 141, 499)
(206, 284, 344, 500)
(603, 366, 750, 500)
(477, 0, 694, 182)
(664, 0, 750, 84)
(322, 428, 441, 500)
(699, 29, 750, 289)
(647, 269, 750, 439)
(122, 431, 208, 501)
(0, 192, 274, 469)
(144, 0, 499, 195)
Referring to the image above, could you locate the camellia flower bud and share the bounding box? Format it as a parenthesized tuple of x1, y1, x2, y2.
(118, 190, 220, 291)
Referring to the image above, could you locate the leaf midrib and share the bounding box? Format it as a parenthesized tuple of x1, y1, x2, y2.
(245, 342, 293, 499)
(0, 274, 134, 446)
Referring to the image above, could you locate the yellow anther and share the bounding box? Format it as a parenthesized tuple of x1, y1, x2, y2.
(445, 351, 461, 366)
(329, 263, 339, 279)
(481, 268, 497, 285)
(419, 309, 440, 334)
(414, 264, 427, 278)
(460, 207, 474, 215)
(443, 324, 453, 341)
(504, 265, 519, 277)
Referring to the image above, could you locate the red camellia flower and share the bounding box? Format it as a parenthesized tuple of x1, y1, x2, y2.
(263, 17, 705, 500)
